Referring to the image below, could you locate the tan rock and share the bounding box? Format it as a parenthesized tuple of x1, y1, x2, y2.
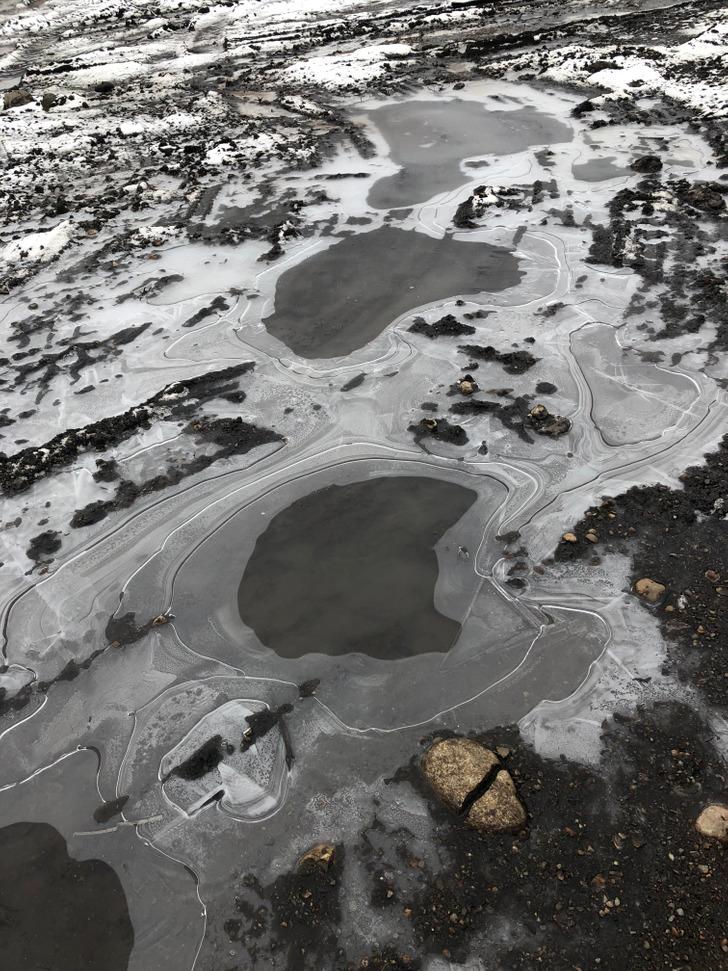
(421, 738, 526, 833)
(457, 376, 478, 396)
(562, 532, 578, 544)
(634, 578, 666, 603)
(421, 738, 497, 811)
(695, 804, 728, 843)
(468, 769, 527, 832)
(297, 842, 335, 870)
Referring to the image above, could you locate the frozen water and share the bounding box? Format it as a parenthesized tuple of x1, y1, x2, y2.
(0, 24, 725, 968)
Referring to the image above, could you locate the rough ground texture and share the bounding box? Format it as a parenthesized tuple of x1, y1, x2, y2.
(556, 433, 728, 705)
(2, 0, 728, 969)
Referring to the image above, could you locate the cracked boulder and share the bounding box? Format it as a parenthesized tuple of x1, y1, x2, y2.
(421, 737, 526, 833)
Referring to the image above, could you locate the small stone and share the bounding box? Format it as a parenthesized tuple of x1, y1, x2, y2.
(585, 530, 598, 543)
(705, 569, 720, 583)
(562, 532, 578, 543)
(456, 375, 478, 396)
(298, 842, 335, 871)
(421, 738, 498, 812)
(695, 804, 728, 843)
(634, 578, 665, 603)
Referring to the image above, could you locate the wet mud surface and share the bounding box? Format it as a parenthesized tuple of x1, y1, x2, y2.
(2, 0, 728, 968)
(238, 476, 477, 659)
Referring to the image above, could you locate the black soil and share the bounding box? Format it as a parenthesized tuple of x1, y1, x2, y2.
(223, 700, 728, 969)
(408, 315, 475, 339)
(238, 476, 477, 659)
(556, 432, 728, 706)
(458, 343, 538, 374)
(0, 821, 134, 970)
(381, 702, 728, 969)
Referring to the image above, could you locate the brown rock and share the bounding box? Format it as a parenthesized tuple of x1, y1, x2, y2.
(526, 404, 571, 438)
(297, 842, 335, 871)
(456, 375, 478, 396)
(422, 738, 497, 810)
(695, 804, 728, 843)
(468, 769, 527, 832)
(634, 578, 666, 603)
(421, 738, 526, 833)
(562, 532, 578, 543)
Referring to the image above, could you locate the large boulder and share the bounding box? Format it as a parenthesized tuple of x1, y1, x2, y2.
(421, 737, 526, 833)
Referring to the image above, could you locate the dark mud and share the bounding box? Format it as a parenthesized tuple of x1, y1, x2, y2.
(587, 179, 728, 349)
(70, 416, 282, 530)
(262, 226, 523, 358)
(238, 476, 477, 659)
(367, 101, 572, 209)
(450, 395, 569, 443)
(0, 821, 134, 970)
(409, 416, 469, 448)
(3, 321, 152, 402)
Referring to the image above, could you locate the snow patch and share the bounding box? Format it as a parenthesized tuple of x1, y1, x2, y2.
(1, 220, 74, 265)
(284, 43, 413, 89)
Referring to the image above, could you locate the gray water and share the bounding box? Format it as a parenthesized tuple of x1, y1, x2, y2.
(368, 100, 573, 208)
(237, 476, 477, 659)
(572, 156, 631, 182)
(262, 226, 523, 358)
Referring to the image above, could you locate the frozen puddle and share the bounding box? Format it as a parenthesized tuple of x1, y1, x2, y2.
(0, 63, 722, 971)
(0, 821, 133, 971)
(572, 155, 631, 182)
(366, 99, 572, 208)
(161, 699, 287, 819)
(261, 226, 523, 359)
(237, 476, 477, 659)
